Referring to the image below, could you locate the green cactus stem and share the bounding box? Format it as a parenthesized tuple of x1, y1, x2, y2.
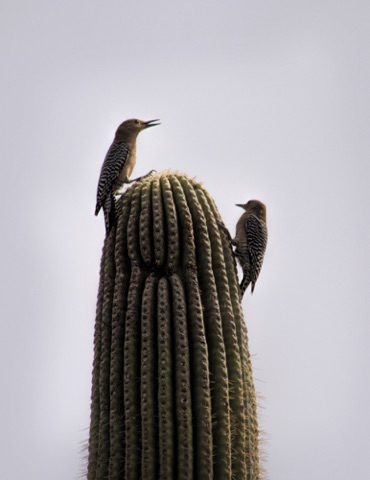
(87, 172, 260, 479)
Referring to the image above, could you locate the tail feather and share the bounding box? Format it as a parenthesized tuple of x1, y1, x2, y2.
(239, 272, 251, 298)
(239, 275, 251, 298)
(102, 194, 118, 234)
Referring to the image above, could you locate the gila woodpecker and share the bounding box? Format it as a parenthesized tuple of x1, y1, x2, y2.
(233, 199, 268, 297)
(95, 118, 160, 232)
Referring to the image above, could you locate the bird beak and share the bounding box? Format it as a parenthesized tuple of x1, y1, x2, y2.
(235, 204, 244, 208)
(143, 119, 160, 128)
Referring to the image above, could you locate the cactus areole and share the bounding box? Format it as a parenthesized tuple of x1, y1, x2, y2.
(87, 172, 260, 479)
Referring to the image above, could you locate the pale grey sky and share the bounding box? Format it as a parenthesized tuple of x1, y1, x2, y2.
(1, 1, 369, 479)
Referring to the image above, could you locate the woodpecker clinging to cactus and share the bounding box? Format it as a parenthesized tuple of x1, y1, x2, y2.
(233, 200, 268, 297)
(95, 118, 160, 232)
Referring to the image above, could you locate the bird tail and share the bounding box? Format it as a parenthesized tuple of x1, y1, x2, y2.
(102, 193, 119, 234)
(239, 272, 251, 299)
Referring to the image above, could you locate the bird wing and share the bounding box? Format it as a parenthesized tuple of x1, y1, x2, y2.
(246, 214, 268, 286)
(95, 142, 130, 215)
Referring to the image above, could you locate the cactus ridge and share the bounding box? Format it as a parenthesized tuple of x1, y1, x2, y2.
(97, 231, 117, 479)
(87, 172, 260, 479)
(175, 176, 232, 479)
(203, 188, 261, 478)
(141, 274, 158, 479)
(194, 186, 246, 478)
(157, 277, 175, 478)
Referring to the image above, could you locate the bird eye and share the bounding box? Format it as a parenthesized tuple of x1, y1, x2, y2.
(135, 119, 140, 125)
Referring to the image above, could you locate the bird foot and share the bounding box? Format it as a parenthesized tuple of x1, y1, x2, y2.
(141, 169, 157, 179)
(216, 220, 233, 244)
(126, 170, 157, 185)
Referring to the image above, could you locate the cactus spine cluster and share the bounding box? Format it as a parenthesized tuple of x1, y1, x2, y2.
(87, 172, 260, 479)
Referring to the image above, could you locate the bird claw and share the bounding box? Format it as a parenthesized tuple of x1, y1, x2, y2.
(127, 170, 157, 185)
(143, 169, 157, 178)
(217, 220, 233, 243)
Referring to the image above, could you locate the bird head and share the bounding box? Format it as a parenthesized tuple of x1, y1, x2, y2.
(236, 199, 267, 220)
(115, 118, 160, 141)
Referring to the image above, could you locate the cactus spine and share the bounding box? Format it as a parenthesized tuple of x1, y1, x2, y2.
(87, 173, 260, 479)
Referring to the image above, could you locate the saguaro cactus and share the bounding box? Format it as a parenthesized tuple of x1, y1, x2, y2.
(87, 172, 260, 479)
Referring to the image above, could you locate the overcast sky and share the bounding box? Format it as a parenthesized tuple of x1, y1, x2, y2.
(1, 1, 369, 479)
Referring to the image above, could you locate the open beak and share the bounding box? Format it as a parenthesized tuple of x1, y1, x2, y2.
(143, 119, 160, 128)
